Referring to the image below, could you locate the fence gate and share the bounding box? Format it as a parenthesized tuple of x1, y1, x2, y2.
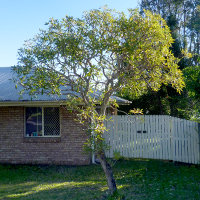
(104, 115, 200, 164)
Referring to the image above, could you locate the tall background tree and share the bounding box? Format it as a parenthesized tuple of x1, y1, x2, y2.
(119, 0, 199, 121)
(13, 8, 184, 195)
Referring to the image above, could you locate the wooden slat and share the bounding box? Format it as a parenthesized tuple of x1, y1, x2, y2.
(155, 115, 159, 159)
(133, 116, 137, 158)
(196, 123, 200, 164)
(177, 118, 181, 162)
(189, 120, 195, 163)
(146, 115, 150, 159)
(183, 119, 187, 163)
(193, 121, 198, 164)
(150, 115, 154, 159)
(184, 119, 189, 163)
(187, 119, 192, 163)
(151, 115, 156, 159)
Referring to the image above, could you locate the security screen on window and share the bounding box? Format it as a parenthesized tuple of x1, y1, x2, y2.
(25, 107, 60, 137)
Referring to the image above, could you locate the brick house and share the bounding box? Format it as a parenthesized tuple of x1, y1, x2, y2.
(0, 67, 129, 165)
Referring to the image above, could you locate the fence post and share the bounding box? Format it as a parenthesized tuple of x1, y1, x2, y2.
(198, 123, 200, 164)
(169, 116, 174, 162)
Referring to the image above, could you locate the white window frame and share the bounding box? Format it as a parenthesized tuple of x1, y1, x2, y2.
(24, 106, 61, 137)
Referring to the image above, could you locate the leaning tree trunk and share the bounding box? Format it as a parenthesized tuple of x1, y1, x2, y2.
(97, 151, 117, 194)
(97, 101, 117, 194)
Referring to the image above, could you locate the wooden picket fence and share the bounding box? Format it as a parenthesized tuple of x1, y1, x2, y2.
(104, 115, 200, 164)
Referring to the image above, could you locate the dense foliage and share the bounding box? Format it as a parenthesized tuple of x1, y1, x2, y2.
(119, 0, 200, 121)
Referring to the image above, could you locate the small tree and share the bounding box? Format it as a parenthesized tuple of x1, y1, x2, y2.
(13, 8, 184, 194)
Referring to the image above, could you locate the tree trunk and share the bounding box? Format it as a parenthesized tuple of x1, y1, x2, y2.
(97, 152, 117, 194)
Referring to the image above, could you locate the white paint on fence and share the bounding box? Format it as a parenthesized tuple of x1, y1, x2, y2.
(104, 115, 200, 164)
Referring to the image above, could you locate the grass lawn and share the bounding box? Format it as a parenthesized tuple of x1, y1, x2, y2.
(0, 159, 200, 200)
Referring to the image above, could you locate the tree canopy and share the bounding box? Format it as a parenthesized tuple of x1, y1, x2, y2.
(13, 7, 184, 195)
(14, 8, 184, 99)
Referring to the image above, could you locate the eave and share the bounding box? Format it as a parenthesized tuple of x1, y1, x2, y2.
(0, 101, 69, 107)
(0, 100, 131, 107)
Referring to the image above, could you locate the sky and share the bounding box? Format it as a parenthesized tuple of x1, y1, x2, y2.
(0, 0, 139, 67)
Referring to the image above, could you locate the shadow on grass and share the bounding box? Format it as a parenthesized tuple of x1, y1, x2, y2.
(0, 181, 107, 200)
(0, 160, 200, 200)
(0, 164, 110, 200)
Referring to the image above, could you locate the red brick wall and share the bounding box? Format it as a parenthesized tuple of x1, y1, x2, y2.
(0, 106, 90, 165)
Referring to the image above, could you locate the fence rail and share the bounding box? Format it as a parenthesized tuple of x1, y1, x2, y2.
(104, 115, 200, 164)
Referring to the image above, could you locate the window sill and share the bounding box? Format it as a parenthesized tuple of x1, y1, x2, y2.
(23, 137, 61, 143)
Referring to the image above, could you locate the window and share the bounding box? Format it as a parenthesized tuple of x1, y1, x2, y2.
(25, 107, 60, 137)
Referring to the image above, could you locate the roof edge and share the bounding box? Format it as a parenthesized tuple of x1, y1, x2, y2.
(0, 99, 131, 107)
(0, 101, 68, 107)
